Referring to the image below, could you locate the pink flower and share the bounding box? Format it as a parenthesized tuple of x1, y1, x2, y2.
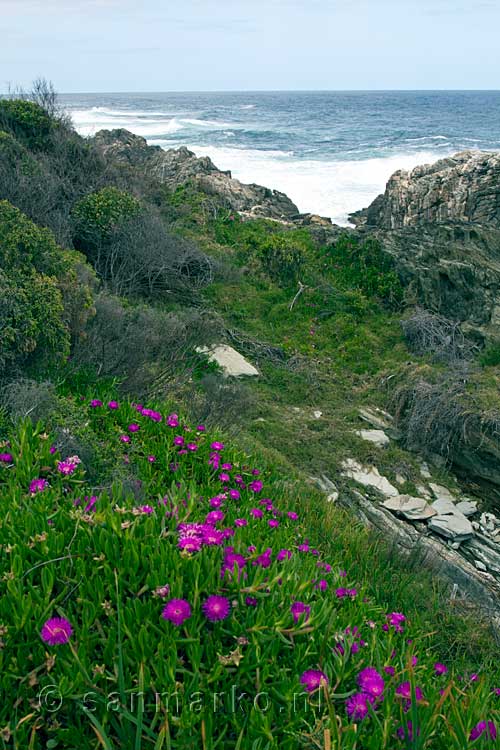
(268, 519, 279, 528)
(128, 423, 140, 432)
(162, 598, 191, 625)
(108, 400, 119, 410)
(346, 692, 373, 721)
(119, 435, 130, 443)
(300, 669, 328, 693)
(30, 478, 48, 493)
(90, 399, 102, 408)
(434, 662, 448, 675)
(167, 414, 179, 427)
(147, 455, 156, 463)
(210, 441, 224, 452)
(229, 489, 240, 500)
(287, 511, 299, 520)
(41, 617, 73, 645)
(291, 601, 310, 624)
(469, 720, 497, 742)
(249, 480, 263, 493)
(202, 595, 231, 622)
(357, 667, 384, 698)
(234, 518, 247, 527)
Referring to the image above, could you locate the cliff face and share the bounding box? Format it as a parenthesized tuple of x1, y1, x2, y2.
(355, 150, 500, 229)
(351, 151, 500, 340)
(93, 128, 299, 220)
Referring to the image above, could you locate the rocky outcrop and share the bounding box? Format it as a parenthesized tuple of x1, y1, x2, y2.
(93, 128, 299, 220)
(350, 151, 500, 340)
(352, 151, 500, 229)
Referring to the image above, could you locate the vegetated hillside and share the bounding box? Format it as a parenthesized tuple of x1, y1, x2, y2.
(0, 86, 499, 747)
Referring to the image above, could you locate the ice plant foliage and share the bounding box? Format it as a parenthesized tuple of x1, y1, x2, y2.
(0, 397, 498, 748)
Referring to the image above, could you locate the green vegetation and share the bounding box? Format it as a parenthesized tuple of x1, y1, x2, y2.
(0, 88, 499, 748)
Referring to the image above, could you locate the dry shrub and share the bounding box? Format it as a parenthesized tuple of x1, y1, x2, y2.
(402, 308, 477, 363)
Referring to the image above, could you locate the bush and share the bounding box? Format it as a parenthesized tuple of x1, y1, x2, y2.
(93, 210, 213, 297)
(0, 99, 54, 150)
(480, 342, 500, 368)
(73, 293, 220, 394)
(72, 187, 142, 255)
(325, 233, 404, 308)
(402, 308, 477, 363)
(0, 201, 95, 374)
(257, 234, 305, 284)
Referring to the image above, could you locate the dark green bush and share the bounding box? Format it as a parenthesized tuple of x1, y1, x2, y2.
(325, 233, 404, 308)
(0, 201, 95, 374)
(479, 341, 500, 367)
(71, 186, 142, 255)
(0, 99, 54, 150)
(256, 234, 305, 284)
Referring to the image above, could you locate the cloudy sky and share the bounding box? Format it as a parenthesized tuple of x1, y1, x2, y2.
(1, 0, 499, 92)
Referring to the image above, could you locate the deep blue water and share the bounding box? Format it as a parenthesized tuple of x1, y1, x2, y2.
(61, 91, 500, 224)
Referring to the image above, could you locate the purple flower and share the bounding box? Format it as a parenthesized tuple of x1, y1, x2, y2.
(249, 480, 263, 493)
(300, 669, 328, 693)
(387, 612, 406, 633)
(30, 478, 48, 493)
(202, 595, 231, 622)
(396, 681, 424, 702)
(287, 511, 299, 520)
(336, 587, 357, 599)
(219, 472, 230, 483)
(0, 452, 13, 463)
(315, 579, 328, 591)
(174, 436, 184, 446)
(162, 598, 191, 626)
(147, 455, 156, 463)
(202, 528, 224, 546)
(178, 537, 202, 553)
(119, 435, 130, 444)
(108, 400, 119, 410)
(187, 443, 198, 452)
(90, 399, 102, 408)
(384, 666, 395, 676)
(245, 596, 258, 607)
(434, 662, 448, 675)
(210, 441, 224, 452)
(397, 721, 418, 742)
(167, 414, 179, 427)
(197, 424, 205, 432)
(206, 510, 225, 524)
(253, 549, 272, 568)
(268, 519, 279, 528)
(128, 423, 140, 433)
(357, 667, 384, 698)
(291, 601, 310, 624)
(277, 549, 292, 562)
(235, 518, 247, 527)
(469, 721, 497, 742)
(250, 508, 263, 519)
(41, 617, 73, 645)
(229, 489, 241, 500)
(346, 692, 373, 721)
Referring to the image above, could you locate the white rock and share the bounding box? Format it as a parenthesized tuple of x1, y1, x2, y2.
(341, 459, 399, 497)
(197, 345, 259, 377)
(474, 560, 487, 572)
(355, 429, 390, 448)
(383, 495, 437, 521)
(428, 513, 474, 541)
(420, 462, 432, 479)
(455, 500, 478, 517)
(429, 483, 456, 502)
(358, 407, 392, 430)
(431, 498, 456, 515)
(396, 474, 406, 485)
(416, 484, 432, 498)
(313, 410, 323, 419)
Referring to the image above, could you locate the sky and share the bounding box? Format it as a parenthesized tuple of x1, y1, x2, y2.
(1, 0, 499, 92)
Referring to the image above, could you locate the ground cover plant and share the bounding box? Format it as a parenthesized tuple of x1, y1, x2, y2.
(0, 396, 498, 749)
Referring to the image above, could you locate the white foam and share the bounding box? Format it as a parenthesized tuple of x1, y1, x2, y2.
(71, 109, 185, 137)
(172, 144, 453, 225)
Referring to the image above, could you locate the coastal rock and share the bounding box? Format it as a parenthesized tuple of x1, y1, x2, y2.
(341, 459, 399, 497)
(355, 429, 390, 448)
(383, 494, 436, 521)
(93, 128, 299, 220)
(455, 500, 479, 517)
(197, 345, 259, 377)
(428, 513, 474, 541)
(354, 151, 500, 229)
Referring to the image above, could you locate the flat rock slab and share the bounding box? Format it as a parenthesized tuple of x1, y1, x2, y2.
(358, 407, 393, 430)
(429, 483, 456, 502)
(355, 429, 390, 448)
(431, 498, 457, 515)
(456, 500, 479, 517)
(197, 345, 259, 377)
(383, 495, 437, 521)
(429, 514, 474, 541)
(342, 459, 399, 497)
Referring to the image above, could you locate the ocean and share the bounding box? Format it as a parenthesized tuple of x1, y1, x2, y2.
(61, 91, 500, 225)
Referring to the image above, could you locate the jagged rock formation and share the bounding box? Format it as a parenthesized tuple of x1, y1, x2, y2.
(351, 151, 500, 229)
(351, 151, 500, 340)
(93, 129, 299, 220)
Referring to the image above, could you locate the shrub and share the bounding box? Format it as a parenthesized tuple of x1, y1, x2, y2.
(402, 308, 476, 363)
(0, 201, 95, 374)
(257, 233, 305, 284)
(480, 341, 500, 368)
(71, 186, 142, 255)
(94, 210, 213, 297)
(325, 233, 404, 307)
(0, 99, 54, 150)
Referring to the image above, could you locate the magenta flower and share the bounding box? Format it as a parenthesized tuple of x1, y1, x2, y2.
(162, 598, 191, 626)
(387, 612, 406, 633)
(178, 538, 202, 553)
(90, 399, 102, 407)
(287, 511, 299, 520)
(128, 423, 140, 432)
(167, 413, 179, 427)
(268, 519, 279, 528)
(469, 721, 497, 742)
(396, 681, 424, 702)
(0, 452, 13, 463)
(206, 510, 225, 524)
(434, 662, 448, 675)
(315, 579, 328, 591)
(336, 587, 358, 599)
(210, 441, 224, 452)
(219, 472, 230, 483)
(108, 400, 119, 410)
(291, 601, 310, 624)
(41, 617, 73, 645)
(235, 518, 247, 527)
(300, 669, 328, 693)
(346, 692, 373, 721)
(229, 489, 241, 500)
(249, 480, 263, 493)
(202, 595, 231, 622)
(30, 478, 48, 493)
(250, 508, 263, 519)
(245, 596, 258, 607)
(384, 666, 395, 676)
(196, 424, 205, 432)
(147, 455, 156, 463)
(202, 528, 224, 546)
(397, 721, 419, 741)
(277, 549, 292, 561)
(187, 443, 198, 452)
(357, 667, 385, 698)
